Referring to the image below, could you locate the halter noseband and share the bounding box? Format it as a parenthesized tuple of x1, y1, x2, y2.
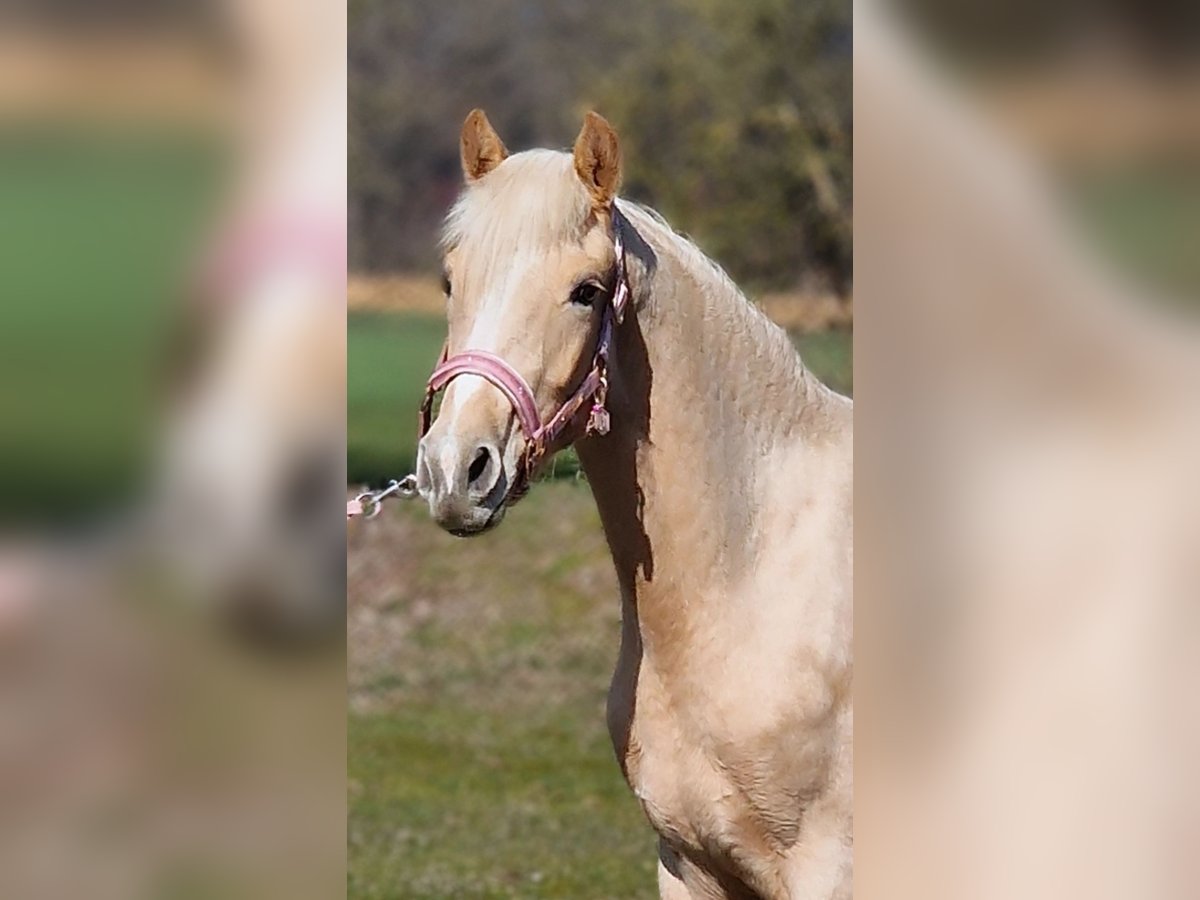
(418, 209, 631, 501)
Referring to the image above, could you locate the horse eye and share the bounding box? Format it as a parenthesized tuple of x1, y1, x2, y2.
(570, 282, 603, 307)
(441, 272, 452, 297)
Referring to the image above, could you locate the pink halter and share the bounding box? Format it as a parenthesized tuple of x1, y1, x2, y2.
(418, 210, 631, 500)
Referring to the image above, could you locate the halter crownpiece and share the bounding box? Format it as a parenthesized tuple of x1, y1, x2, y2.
(418, 208, 631, 500)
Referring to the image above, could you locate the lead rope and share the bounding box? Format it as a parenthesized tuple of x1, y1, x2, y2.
(347, 474, 419, 519)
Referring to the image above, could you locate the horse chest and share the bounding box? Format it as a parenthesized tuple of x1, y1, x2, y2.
(630, 735, 719, 853)
(616, 689, 764, 863)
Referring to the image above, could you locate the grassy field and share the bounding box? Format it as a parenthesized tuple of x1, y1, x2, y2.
(347, 311, 853, 486)
(0, 127, 224, 521)
(348, 482, 658, 898)
(347, 314, 448, 484)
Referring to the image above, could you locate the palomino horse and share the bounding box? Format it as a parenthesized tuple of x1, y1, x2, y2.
(417, 110, 853, 899)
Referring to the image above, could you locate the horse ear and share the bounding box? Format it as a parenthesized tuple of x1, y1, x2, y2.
(573, 111, 622, 207)
(460, 108, 508, 182)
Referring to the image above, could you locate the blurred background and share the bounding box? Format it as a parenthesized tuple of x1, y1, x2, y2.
(346, 0, 851, 896)
(348, 0, 854, 485)
(895, 0, 1200, 309)
(856, 2, 1200, 900)
(0, 1, 346, 898)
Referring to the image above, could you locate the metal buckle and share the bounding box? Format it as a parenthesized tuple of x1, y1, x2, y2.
(351, 475, 418, 519)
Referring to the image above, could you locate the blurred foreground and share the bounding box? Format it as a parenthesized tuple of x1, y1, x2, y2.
(0, 2, 346, 897)
(857, 2, 1200, 899)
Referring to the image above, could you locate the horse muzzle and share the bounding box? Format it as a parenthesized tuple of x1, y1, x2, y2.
(416, 416, 515, 537)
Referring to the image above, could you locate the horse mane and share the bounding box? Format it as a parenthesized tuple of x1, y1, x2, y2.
(616, 199, 768, 314)
(613, 199, 820, 410)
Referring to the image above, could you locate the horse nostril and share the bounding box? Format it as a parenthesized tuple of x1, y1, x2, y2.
(467, 446, 491, 488)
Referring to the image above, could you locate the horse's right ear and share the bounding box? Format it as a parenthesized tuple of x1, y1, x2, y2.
(460, 109, 508, 182)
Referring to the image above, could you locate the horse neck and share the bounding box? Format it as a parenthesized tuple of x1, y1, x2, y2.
(576, 207, 826, 633)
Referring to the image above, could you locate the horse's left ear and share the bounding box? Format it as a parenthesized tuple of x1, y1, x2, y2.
(573, 112, 621, 208)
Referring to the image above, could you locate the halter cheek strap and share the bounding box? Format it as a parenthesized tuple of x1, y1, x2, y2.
(418, 209, 630, 501)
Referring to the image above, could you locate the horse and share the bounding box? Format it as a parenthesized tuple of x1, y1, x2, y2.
(416, 109, 853, 899)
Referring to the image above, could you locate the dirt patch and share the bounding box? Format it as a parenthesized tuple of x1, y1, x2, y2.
(347, 480, 620, 718)
(349, 273, 853, 332)
(348, 275, 446, 317)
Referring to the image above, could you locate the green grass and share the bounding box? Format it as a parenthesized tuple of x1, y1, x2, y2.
(0, 125, 226, 521)
(348, 313, 447, 484)
(347, 312, 853, 487)
(1068, 164, 1200, 306)
(348, 482, 657, 898)
(350, 708, 657, 899)
(794, 328, 853, 396)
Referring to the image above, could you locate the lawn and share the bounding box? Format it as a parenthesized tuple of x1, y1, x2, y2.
(0, 126, 225, 521)
(347, 313, 448, 484)
(348, 481, 658, 898)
